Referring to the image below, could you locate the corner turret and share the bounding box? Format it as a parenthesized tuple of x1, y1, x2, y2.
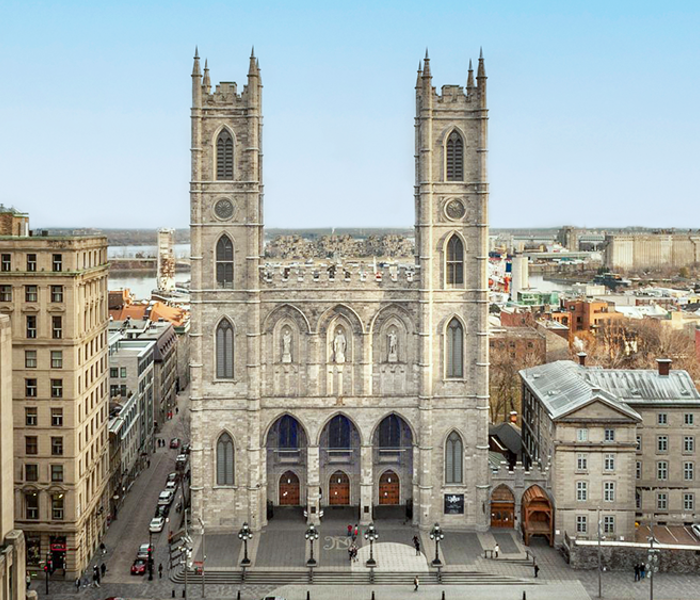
(192, 46, 202, 108)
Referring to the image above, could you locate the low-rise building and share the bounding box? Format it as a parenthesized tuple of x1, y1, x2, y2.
(520, 356, 700, 545)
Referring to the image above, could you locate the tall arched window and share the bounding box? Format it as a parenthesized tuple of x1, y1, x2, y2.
(216, 129, 234, 180)
(279, 416, 299, 449)
(216, 319, 234, 379)
(446, 318, 463, 378)
(446, 235, 464, 285)
(445, 130, 464, 181)
(328, 415, 351, 449)
(216, 433, 234, 485)
(216, 235, 234, 289)
(445, 431, 464, 484)
(379, 415, 401, 448)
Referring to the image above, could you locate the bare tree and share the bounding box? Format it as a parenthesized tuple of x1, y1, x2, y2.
(489, 346, 541, 423)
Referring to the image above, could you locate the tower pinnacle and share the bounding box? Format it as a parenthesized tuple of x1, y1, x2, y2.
(467, 58, 474, 88)
(477, 48, 486, 79)
(192, 46, 201, 77)
(203, 59, 211, 92)
(422, 49, 431, 78)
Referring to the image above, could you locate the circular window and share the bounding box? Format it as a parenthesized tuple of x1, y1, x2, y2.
(445, 199, 466, 220)
(214, 198, 235, 220)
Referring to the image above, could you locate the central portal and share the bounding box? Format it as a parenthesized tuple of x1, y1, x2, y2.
(378, 470, 400, 505)
(279, 471, 300, 505)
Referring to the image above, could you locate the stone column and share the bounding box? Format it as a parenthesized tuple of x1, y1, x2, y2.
(360, 445, 373, 525)
(307, 445, 320, 524)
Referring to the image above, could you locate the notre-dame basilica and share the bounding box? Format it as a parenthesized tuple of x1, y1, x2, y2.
(189, 48, 490, 532)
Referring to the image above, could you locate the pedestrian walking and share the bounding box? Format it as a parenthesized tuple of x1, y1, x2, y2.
(413, 575, 419, 591)
(100, 542, 106, 555)
(176, 407, 179, 414)
(640, 563, 646, 579)
(414, 537, 421, 556)
(634, 564, 640, 581)
(158, 562, 163, 578)
(147, 459, 151, 468)
(494, 543, 500, 558)
(533, 563, 540, 578)
(347, 524, 352, 537)
(26, 572, 31, 590)
(348, 546, 353, 562)
(100, 563, 106, 578)
(75, 577, 80, 592)
(354, 524, 359, 538)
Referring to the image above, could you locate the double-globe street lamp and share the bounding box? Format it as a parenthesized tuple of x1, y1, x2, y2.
(238, 522, 253, 567)
(305, 524, 320, 566)
(429, 523, 445, 567)
(364, 522, 379, 567)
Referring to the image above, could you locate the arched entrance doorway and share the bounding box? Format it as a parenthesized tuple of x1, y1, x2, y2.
(521, 485, 553, 546)
(279, 471, 300, 505)
(379, 470, 400, 505)
(329, 470, 350, 505)
(266, 415, 308, 513)
(491, 485, 515, 528)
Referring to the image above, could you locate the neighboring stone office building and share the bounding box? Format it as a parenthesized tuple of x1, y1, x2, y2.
(520, 357, 700, 545)
(189, 50, 490, 532)
(107, 334, 155, 460)
(0, 315, 26, 600)
(0, 230, 110, 576)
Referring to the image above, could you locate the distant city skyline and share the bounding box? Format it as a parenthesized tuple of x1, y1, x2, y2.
(1, 1, 699, 230)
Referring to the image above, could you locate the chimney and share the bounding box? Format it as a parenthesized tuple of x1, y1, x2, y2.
(577, 352, 587, 366)
(657, 358, 672, 377)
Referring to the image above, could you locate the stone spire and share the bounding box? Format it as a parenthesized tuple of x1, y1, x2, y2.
(203, 59, 211, 93)
(467, 58, 474, 89)
(416, 60, 423, 87)
(422, 48, 431, 79)
(248, 46, 259, 77)
(192, 46, 201, 77)
(477, 47, 486, 79)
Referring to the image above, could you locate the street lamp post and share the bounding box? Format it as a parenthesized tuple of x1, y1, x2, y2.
(647, 523, 659, 600)
(305, 524, 320, 566)
(597, 509, 603, 599)
(429, 523, 445, 567)
(44, 552, 51, 595)
(198, 517, 206, 597)
(364, 522, 379, 567)
(148, 531, 154, 581)
(238, 522, 253, 567)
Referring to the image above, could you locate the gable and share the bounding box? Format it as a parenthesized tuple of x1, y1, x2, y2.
(559, 398, 640, 423)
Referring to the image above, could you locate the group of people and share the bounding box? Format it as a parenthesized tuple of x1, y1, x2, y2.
(634, 563, 648, 581)
(347, 544, 360, 562)
(75, 563, 105, 590)
(346, 523, 359, 540)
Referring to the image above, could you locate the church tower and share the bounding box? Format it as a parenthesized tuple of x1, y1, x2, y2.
(414, 51, 490, 529)
(189, 48, 266, 529)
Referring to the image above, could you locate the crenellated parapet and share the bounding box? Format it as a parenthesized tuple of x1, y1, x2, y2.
(490, 459, 551, 492)
(259, 261, 420, 288)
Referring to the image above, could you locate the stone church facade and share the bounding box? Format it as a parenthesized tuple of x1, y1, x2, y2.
(189, 49, 490, 532)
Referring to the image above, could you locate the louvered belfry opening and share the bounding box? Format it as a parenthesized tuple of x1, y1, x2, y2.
(216, 235, 234, 288)
(216, 129, 234, 180)
(216, 319, 234, 379)
(446, 235, 464, 285)
(446, 130, 464, 181)
(446, 318, 464, 378)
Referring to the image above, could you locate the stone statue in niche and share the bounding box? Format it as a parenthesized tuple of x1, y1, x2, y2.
(387, 328, 398, 362)
(333, 326, 347, 364)
(281, 327, 292, 363)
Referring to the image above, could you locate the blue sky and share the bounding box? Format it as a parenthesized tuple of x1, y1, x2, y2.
(1, 1, 698, 230)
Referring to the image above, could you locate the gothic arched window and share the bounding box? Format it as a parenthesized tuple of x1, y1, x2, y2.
(216, 129, 234, 180)
(446, 130, 464, 181)
(216, 319, 234, 379)
(328, 415, 351, 449)
(446, 235, 464, 285)
(216, 235, 234, 289)
(446, 318, 464, 378)
(445, 431, 464, 484)
(279, 416, 299, 449)
(379, 415, 401, 448)
(216, 433, 234, 485)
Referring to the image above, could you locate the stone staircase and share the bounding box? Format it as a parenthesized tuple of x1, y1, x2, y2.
(171, 568, 536, 586)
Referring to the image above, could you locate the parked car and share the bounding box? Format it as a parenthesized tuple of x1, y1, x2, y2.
(158, 490, 174, 506)
(131, 558, 147, 576)
(176, 454, 188, 471)
(149, 517, 166, 533)
(154, 504, 170, 518)
(182, 442, 191, 454)
(167, 471, 179, 483)
(165, 480, 177, 490)
(136, 543, 153, 559)
(692, 523, 700, 539)
(170, 438, 181, 449)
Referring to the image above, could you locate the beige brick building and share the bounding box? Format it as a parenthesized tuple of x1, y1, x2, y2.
(520, 358, 700, 545)
(189, 50, 490, 532)
(0, 315, 25, 600)
(0, 233, 110, 576)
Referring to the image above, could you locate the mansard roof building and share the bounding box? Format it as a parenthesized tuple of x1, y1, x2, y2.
(189, 49, 490, 532)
